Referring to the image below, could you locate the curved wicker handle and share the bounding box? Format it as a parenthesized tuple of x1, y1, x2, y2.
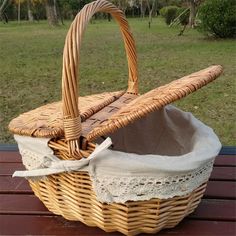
(62, 0, 138, 156)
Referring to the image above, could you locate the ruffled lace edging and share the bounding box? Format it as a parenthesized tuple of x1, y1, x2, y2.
(90, 160, 214, 203)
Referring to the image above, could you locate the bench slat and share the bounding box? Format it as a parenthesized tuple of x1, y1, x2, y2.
(210, 167, 236, 181)
(205, 181, 236, 199)
(1, 195, 235, 221)
(0, 215, 235, 235)
(214, 155, 236, 166)
(0, 176, 32, 193)
(0, 194, 50, 215)
(0, 163, 25, 175)
(159, 219, 236, 236)
(0, 151, 21, 163)
(189, 199, 236, 221)
(1, 177, 235, 200)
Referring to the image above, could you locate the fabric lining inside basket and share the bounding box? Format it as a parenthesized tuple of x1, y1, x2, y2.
(96, 105, 200, 156)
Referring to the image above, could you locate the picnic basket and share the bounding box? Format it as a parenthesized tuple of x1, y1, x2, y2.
(9, 0, 223, 235)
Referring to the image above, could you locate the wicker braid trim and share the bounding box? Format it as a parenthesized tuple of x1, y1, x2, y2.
(63, 117, 82, 141)
(86, 65, 223, 141)
(127, 80, 138, 94)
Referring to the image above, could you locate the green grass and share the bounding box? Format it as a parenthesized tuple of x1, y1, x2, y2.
(0, 18, 235, 145)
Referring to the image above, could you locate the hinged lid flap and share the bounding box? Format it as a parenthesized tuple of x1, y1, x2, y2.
(86, 65, 223, 141)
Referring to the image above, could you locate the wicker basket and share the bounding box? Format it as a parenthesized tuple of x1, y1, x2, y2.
(9, 0, 223, 235)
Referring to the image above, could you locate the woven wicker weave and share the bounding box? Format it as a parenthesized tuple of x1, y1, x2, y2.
(9, 0, 223, 235)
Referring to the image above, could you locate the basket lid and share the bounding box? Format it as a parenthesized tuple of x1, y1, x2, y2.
(86, 65, 223, 141)
(9, 91, 126, 138)
(9, 65, 223, 142)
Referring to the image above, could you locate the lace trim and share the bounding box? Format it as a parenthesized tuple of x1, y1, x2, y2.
(18, 147, 213, 203)
(90, 161, 213, 203)
(20, 148, 47, 170)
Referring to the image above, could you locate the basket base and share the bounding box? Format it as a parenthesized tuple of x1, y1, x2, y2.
(29, 172, 207, 236)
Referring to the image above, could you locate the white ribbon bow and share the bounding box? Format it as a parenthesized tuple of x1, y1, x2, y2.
(13, 138, 112, 178)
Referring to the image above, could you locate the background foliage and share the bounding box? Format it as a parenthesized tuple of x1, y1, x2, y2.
(198, 0, 236, 38)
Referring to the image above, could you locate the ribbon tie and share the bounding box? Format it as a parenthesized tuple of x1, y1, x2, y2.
(13, 138, 112, 178)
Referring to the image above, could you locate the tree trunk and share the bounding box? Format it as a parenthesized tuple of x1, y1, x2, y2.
(148, 0, 157, 28)
(0, 0, 9, 22)
(17, 0, 20, 23)
(45, 0, 58, 26)
(55, 0, 64, 25)
(118, 0, 127, 13)
(178, 24, 187, 36)
(27, 0, 34, 22)
(0, 0, 8, 15)
(140, 0, 148, 18)
(188, 0, 197, 28)
(107, 13, 111, 21)
(53, 0, 57, 19)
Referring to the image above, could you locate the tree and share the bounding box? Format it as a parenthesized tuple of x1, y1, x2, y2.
(16, 0, 21, 22)
(27, 0, 34, 21)
(0, 0, 9, 22)
(140, 0, 149, 18)
(14, 0, 34, 22)
(45, 0, 58, 26)
(188, 0, 196, 27)
(187, 0, 204, 28)
(148, 0, 158, 27)
(58, 0, 81, 20)
(117, 0, 128, 13)
(139, 0, 158, 28)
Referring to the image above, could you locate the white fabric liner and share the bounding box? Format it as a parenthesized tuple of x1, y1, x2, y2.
(13, 105, 221, 203)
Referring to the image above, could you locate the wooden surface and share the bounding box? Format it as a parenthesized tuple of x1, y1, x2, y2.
(0, 149, 235, 235)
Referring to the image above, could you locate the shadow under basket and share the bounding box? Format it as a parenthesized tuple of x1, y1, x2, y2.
(8, 0, 223, 235)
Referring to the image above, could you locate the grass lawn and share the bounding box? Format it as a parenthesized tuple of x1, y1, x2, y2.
(0, 18, 235, 145)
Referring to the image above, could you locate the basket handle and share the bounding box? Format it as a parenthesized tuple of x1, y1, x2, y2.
(62, 0, 138, 156)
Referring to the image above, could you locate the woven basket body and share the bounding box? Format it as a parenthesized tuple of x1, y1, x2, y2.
(9, 0, 223, 235)
(30, 173, 206, 235)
